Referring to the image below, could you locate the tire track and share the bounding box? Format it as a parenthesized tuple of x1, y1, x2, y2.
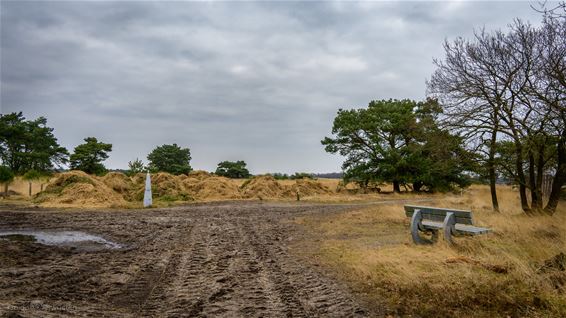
(240, 218, 367, 317)
(111, 224, 192, 314)
(0, 201, 376, 317)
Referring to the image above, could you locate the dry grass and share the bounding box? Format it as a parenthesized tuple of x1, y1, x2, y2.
(33, 171, 128, 208)
(3, 177, 47, 197)
(294, 185, 566, 317)
(2, 174, 437, 208)
(278, 178, 341, 191)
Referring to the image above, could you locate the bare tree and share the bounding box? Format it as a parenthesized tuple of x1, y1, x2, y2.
(531, 1, 566, 18)
(429, 16, 565, 215)
(428, 29, 518, 212)
(526, 16, 566, 214)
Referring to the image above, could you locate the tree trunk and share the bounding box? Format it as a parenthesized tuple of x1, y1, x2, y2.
(28, 182, 32, 197)
(515, 143, 531, 214)
(488, 128, 499, 212)
(528, 151, 542, 212)
(4, 183, 8, 198)
(535, 144, 545, 210)
(544, 135, 565, 215)
(393, 180, 401, 193)
(489, 173, 499, 212)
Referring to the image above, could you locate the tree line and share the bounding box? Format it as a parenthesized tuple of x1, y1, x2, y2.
(0, 112, 257, 195)
(0, 112, 313, 186)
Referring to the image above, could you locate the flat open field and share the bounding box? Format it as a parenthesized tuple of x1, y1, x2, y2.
(1, 187, 564, 317)
(0, 201, 383, 317)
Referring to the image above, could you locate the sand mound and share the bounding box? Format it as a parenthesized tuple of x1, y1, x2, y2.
(284, 178, 333, 197)
(192, 176, 242, 200)
(32, 171, 333, 207)
(35, 171, 127, 208)
(151, 172, 192, 201)
(130, 172, 147, 185)
(187, 170, 212, 180)
(125, 173, 147, 202)
(101, 172, 132, 194)
(240, 176, 333, 200)
(127, 172, 193, 202)
(179, 177, 201, 193)
(241, 175, 286, 199)
(131, 172, 238, 202)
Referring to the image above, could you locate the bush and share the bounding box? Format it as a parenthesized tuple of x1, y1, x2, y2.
(69, 137, 112, 175)
(290, 172, 315, 180)
(215, 160, 251, 178)
(147, 144, 192, 175)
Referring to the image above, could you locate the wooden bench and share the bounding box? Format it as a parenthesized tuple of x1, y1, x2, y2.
(404, 205, 490, 245)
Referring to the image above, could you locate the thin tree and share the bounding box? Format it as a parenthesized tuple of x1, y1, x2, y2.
(428, 29, 518, 211)
(429, 17, 565, 215)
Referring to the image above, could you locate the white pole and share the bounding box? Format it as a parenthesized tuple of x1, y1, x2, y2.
(143, 172, 152, 208)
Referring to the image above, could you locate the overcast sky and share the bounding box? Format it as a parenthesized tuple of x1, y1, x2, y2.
(0, 1, 546, 174)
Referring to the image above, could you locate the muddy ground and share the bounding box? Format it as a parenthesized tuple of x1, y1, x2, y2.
(0, 201, 378, 317)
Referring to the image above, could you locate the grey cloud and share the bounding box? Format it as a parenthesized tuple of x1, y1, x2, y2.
(1, 1, 543, 173)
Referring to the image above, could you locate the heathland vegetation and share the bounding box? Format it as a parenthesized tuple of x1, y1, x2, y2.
(0, 3, 564, 317)
(0, 7, 563, 206)
(1, 7, 564, 216)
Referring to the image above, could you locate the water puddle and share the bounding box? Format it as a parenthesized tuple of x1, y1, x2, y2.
(0, 230, 123, 250)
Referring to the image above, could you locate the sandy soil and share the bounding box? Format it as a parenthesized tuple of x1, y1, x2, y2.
(0, 201, 372, 317)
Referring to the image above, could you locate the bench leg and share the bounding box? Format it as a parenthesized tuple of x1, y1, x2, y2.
(443, 212, 456, 245)
(411, 209, 437, 245)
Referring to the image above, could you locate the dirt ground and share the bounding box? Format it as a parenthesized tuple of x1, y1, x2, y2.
(0, 201, 380, 318)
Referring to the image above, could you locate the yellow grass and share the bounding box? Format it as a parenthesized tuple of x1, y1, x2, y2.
(4, 177, 46, 197)
(294, 185, 566, 317)
(1, 175, 432, 207)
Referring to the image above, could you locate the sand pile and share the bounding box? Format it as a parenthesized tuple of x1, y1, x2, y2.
(101, 172, 132, 194)
(178, 176, 201, 193)
(188, 170, 212, 180)
(178, 173, 240, 200)
(284, 178, 333, 197)
(33, 170, 338, 208)
(34, 171, 127, 208)
(191, 176, 242, 200)
(125, 173, 146, 201)
(130, 173, 147, 185)
(150, 172, 192, 201)
(240, 175, 286, 199)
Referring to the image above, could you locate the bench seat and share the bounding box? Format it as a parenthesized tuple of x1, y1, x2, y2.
(421, 221, 490, 235)
(405, 205, 491, 244)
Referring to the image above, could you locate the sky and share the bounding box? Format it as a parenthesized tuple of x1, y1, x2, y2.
(0, 1, 547, 174)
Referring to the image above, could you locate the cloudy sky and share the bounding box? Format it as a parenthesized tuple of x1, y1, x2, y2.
(1, 1, 546, 174)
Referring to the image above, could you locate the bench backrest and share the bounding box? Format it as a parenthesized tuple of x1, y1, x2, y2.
(404, 205, 474, 225)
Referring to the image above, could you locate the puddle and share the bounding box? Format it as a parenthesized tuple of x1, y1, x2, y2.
(0, 230, 123, 250)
